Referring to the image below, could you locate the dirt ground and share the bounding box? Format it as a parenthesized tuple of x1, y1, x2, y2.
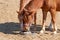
(0, 0, 60, 40)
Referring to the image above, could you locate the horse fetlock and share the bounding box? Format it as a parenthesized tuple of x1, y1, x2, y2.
(40, 30, 44, 33)
(53, 31, 57, 34)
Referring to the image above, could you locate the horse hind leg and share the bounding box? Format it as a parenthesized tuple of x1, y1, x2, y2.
(50, 8, 57, 34)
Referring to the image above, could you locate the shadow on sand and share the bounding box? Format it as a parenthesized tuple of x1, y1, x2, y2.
(0, 22, 60, 35)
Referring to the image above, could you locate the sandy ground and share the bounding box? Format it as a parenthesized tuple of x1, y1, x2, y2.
(0, 0, 60, 40)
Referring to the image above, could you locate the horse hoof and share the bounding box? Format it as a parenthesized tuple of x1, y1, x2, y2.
(20, 30, 28, 35)
(24, 32, 32, 35)
(40, 30, 44, 34)
(51, 31, 57, 35)
(53, 31, 57, 34)
(20, 31, 25, 35)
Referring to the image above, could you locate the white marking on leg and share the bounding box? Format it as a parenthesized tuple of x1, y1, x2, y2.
(53, 24, 57, 34)
(42, 26, 45, 31)
(40, 30, 44, 33)
(40, 21, 46, 33)
(55, 24, 57, 31)
(40, 25, 45, 33)
(54, 31, 57, 34)
(52, 24, 57, 34)
(42, 22, 45, 31)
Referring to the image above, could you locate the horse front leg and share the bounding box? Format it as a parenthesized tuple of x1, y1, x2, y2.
(27, 11, 36, 32)
(40, 9, 48, 33)
(33, 13, 37, 31)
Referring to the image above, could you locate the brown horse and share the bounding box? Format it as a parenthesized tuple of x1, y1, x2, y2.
(17, 0, 59, 34)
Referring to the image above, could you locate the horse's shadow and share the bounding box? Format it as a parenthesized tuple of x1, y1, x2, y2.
(0, 22, 42, 34)
(0, 22, 60, 34)
(0, 22, 20, 34)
